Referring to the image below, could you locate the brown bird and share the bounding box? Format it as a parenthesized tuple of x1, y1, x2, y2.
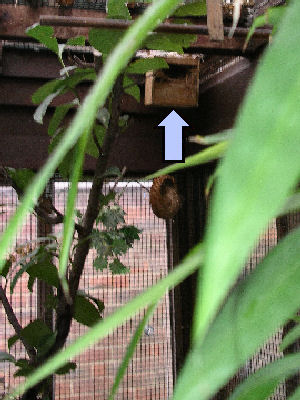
(149, 175, 181, 220)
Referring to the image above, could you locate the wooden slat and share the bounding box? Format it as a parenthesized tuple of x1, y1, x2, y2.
(206, 0, 224, 41)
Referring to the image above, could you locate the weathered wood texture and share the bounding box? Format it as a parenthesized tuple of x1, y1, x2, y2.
(206, 0, 224, 41)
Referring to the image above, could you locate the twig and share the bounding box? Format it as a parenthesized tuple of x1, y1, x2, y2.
(0, 284, 36, 361)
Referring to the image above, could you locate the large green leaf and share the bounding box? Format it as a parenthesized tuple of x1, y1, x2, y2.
(74, 295, 102, 327)
(228, 354, 300, 400)
(193, 0, 300, 341)
(174, 226, 300, 400)
(26, 25, 59, 56)
(144, 33, 196, 54)
(88, 29, 123, 55)
(9, 320, 53, 351)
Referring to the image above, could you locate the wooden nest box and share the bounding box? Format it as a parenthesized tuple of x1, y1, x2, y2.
(145, 56, 200, 108)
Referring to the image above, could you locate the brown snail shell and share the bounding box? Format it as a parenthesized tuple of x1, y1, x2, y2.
(149, 175, 181, 219)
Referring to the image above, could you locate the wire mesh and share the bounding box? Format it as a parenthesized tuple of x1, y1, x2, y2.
(53, 180, 173, 400)
(0, 186, 38, 396)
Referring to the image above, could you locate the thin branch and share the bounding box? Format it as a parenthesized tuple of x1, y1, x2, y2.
(0, 284, 36, 360)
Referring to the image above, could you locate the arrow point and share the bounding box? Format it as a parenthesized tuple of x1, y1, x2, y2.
(158, 110, 189, 127)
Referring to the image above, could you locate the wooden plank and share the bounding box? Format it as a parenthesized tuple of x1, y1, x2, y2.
(0, 5, 106, 40)
(0, 5, 269, 54)
(206, 0, 224, 41)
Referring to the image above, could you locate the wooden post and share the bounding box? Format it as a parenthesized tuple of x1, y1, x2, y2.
(206, 0, 224, 41)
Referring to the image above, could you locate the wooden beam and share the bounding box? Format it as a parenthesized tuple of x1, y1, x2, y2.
(0, 5, 270, 55)
(206, 0, 224, 41)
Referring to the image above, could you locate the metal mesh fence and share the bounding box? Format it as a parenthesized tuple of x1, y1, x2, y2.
(0, 180, 173, 399)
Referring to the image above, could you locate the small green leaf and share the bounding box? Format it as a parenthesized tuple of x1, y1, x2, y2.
(96, 107, 110, 128)
(14, 359, 34, 377)
(118, 114, 129, 130)
(107, 0, 132, 20)
(7, 168, 35, 193)
(99, 191, 116, 207)
(32, 79, 63, 105)
(174, 1, 206, 17)
(126, 58, 168, 74)
(56, 362, 77, 375)
(119, 225, 141, 247)
(123, 75, 140, 103)
(85, 124, 106, 158)
(77, 290, 105, 314)
(66, 36, 86, 46)
(109, 259, 129, 275)
(0, 351, 16, 363)
(93, 256, 108, 271)
(64, 68, 96, 89)
(74, 295, 102, 327)
(88, 29, 123, 55)
(102, 166, 122, 178)
(97, 204, 125, 228)
(112, 238, 128, 255)
(1, 258, 11, 278)
(26, 24, 59, 56)
(244, 5, 287, 51)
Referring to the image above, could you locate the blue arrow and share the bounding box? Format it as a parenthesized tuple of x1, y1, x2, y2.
(158, 110, 189, 162)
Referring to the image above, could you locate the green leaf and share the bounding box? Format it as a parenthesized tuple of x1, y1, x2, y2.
(97, 205, 125, 229)
(111, 238, 128, 255)
(0, 352, 16, 363)
(102, 166, 122, 178)
(145, 33, 196, 54)
(26, 24, 59, 56)
(109, 302, 157, 400)
(280, 323, 300, 351)
(74, 295, 102, 327)
(193, 0, 300, 341)
(34, 90, 62, 125)
(146, 141, 228, 180)
(4, 242, 203, 398)
(66, 36, 86, 46)
(32, 79, 63, 105)
(228, 354, 300, 400)
(64, 68, 96, 89)
(48, 101, 78, 137)
(99, 191, 116, 207)
(85, 124, 106, 158)
(93, 256, 108, 271)
(14, 359, 34, 377)
(7, 168, 35, 193)
(126, 58, 168, 74)
(77, 290, 105, 314)
(174, 226, 300, 400)
(1, 258, 11, 278)
(118, 225, 141, 247)
(107, 0, 131, 20)
(123, 75, 140, 102)
(9, 320, 53, 351)
(48, 130, 76, 179)
(56, 362, 76, 375)
(88, 29, 123, 55)
(173, 1, 206, 17)
(109, 259, 129, 275)
(189, 130, 233, 145)
(244, 5, 287, 51)
(26, 261, 60, 289)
